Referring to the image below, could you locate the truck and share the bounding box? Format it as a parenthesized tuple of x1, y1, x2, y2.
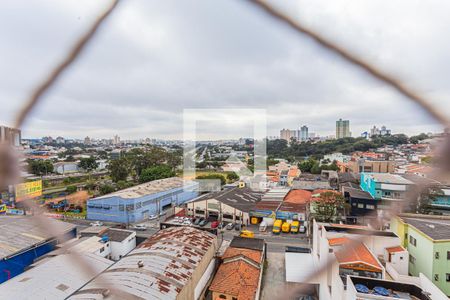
(290, 220, 300, 234)
(240, 230, 255, 238)
(282, 221, 291, 233)
(272, 219, 282, 234)
(259, 221, 267, 232)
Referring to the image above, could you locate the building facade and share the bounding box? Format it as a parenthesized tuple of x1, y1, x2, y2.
(87, 178, 199, 223)
(336, 119, 351, 139)
(0, 125, 21, 146)
(300, 125, 309, 141)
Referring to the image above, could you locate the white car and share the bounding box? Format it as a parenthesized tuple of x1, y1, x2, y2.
(132, 224, 147, 231)
(90, 221, 103, 227)
(148, 214, 157, 220)
(182, 220, 191, 226)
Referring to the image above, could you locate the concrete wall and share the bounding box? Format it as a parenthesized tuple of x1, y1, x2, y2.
(110, 233, 136, 261)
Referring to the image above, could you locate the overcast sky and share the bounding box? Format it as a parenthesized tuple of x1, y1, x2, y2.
(1, 0, 449, 140)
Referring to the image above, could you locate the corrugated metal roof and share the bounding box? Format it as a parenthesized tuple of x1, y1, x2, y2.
(0, 216, 76, 259)
(0, 253, 112, 300)
(69, 226, 216, 299)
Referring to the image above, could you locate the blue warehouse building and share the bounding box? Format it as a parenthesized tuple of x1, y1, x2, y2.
(87, 177, 199, 223)
(0, 216, 76, 283)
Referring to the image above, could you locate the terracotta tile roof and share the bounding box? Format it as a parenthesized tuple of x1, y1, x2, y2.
(288, 168, 299, 177)
(283, 189, 312, 204)
(385, 246, 405, 253)
(210, 247, 262, 300)
(328, 237, 350, 246)
(327, 223, 369, 230)
(222, 247, 262, 264)
(334, 240, 382, 271)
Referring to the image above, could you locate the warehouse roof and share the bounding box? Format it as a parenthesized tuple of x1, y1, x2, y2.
(0, 216, 76, 259)
(69, 226, 216, 299)
(342, 186, 374, 200)
(230, 236, 265, 252)
(364, 173, 413, 185)
(0, 253, 112, 300)
(92, 177, 195, 200)
(193, 186, 264, 213)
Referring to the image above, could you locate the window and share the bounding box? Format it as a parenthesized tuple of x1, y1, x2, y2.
(357, 203, 364, 208)
(219, 295, 226, 299)
(446, 273, 450, 282)
(100, 247, 105, 253)
(329, 248, 334, 253)
(409, 254, 416, 265)
(232, 298, 237, 300)
(435, 252, 440, 259)
(135, 202, 142, 209)
(352, 202, 357, 207)
(366, 204, 375, 210)
(119, 204, 124, 211)
(409, 236, 417, 246)
(434, 274, 439, 281)
(447, 251, 450, 260)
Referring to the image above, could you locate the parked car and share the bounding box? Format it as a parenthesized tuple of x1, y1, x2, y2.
(182, 219, 191, 225)
(299, 225, 306, 233)
(132, 224, 147, 231)
(194, 217, 202, 225)
(199, 219, 208, 227)
(226, 222, 234, 230)
(113, 223, 127, 229)
(211, 221, 219, 228)
(234, 223, 241, 231)
(148, 214, 157, 220)
(90, 221, 103, 227)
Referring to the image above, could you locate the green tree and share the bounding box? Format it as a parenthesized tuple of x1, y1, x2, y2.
(27, 159, 54, 176)
(409, 133, 428, 144)
(108, 158, 130, 182)
(66, 185, 77, 194)
(299, 158, 316, 172)
(139, 165, 175, 183)
(99, 184, 115, 195)
(227, 172, 240, 183)
(310, 161, 321, 174)
(78, 156, 98, 172)
(312, 191, 345, 222)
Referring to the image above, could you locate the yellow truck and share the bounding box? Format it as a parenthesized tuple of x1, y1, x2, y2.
(290, 221, 300, 234)
(282, 221, 291, 233)
(272, 219, 282, 234)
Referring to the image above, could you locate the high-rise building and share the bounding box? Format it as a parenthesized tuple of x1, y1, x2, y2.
(84, 136, 91, 145)
(0, 126, 21, 146)
(299, 125, 308, 141)
(280, 129, 297, 142)
(336, 119, 351, 139)
(113, 134, 121, 145)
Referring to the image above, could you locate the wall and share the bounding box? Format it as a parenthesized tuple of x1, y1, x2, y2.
(360, 173, 376, 199)
(432, 241, 450, 296)
(406, 226, 434, 281)
(110, 233, 136, 261)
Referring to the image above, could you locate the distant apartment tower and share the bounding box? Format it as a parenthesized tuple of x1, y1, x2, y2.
(336, 118, 351, 139)
(280, 129, 297, 142)
(113, 134, 120, 145)
(299, 125, 308, 141)
(0, 126, 21, 146)
(84, 136, 91, 145)
(370, 125, 391, 137)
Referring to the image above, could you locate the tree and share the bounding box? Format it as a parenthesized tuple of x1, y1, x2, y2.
(66, 185, 77, 194)
(108, 158, 130, 182)
(196, 174, 226, 185)
(27, 159, 54, 176)
(78, 156, 98, 172)
(310, 161, 322, 174)
(312, 191, 345, 222)
(139, 165, 175, 183)
(99, 184, 115, 195)
(227, 172, 240, 183)
(299, 158, 315, 172)
(409, 133, 428, 144)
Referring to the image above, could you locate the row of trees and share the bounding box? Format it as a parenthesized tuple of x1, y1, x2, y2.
(298, 158, 339, 174)
(107, 147, 181, 183)
(267, 133, 428, 160)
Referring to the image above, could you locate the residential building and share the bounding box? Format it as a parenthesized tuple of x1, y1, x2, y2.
(369, 125, 391, 137)
(0, 216, 77, 283)
(342, 185, 377, 217)
(68, 226, 219, 300)
(360, 173, 414, 210)
(280, 128, 297, 142)
(0, 125, 21, 146)
(347, 158, 395, 173)
(86, 177, 199, 223)
(390, 215, 450, 296)
(209, 237, 265, 300)
(320, 152, 351, 164)
(300, 125, 309, 141)
(336, 118, 351, 139)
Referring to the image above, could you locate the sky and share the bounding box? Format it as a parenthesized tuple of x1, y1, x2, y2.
(1, 0, 449, 140)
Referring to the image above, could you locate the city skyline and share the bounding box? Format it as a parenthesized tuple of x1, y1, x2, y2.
(0, 1, 448, 140)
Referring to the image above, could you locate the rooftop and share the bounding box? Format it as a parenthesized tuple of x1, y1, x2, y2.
(209, 247, 262, 300)
(0, 253, 112, 300)
(0, 216, 76, 259)
(193, 186, 264, 213)
(229, 236, 265, 252)
(92, 177, 194, 200)
(99, 228, 135, 242)
(292, 180, 332, 191)
(363, 173, 414, 185)
(283, 189, 311, 204)
(334, 240, 382, 271)
(343, 186, 374, 200)
(69, 226, 216, 299)
(386, 245, 406, 253)
(401, 217, 450, 241)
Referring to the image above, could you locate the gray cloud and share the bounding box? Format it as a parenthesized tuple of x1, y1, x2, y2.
(0, 0, 448, 140)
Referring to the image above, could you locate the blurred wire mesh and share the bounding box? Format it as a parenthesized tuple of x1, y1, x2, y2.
(0, 0, 448, 298)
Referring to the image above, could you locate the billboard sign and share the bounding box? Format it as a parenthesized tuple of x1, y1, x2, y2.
(15, 180, 42, 202)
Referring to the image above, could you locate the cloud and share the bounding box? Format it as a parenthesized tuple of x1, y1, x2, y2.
(0, 0, 448, 140)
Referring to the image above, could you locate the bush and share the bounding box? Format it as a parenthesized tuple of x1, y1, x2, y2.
(66, 185, 77, 194)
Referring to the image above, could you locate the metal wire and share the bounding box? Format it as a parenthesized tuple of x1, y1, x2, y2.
(1, 0, 448, 299)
